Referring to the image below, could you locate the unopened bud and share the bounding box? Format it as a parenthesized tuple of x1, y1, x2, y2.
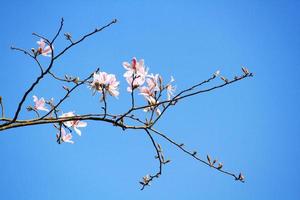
(64, 32, 72, 40)
(73, 77, 79, 84)
(207, 155, 211, 165)
(238, 173, 245, 181)
(214, 70, 220, 77)
(242, 67, 249, 75)
(26, 106, 33, 111)
(217, 162, 223, 169)
(157, 143, 162, 151)
(212, 159, 217, 166)
(221, 76, 229, 83)
(62, 86, 70, 91)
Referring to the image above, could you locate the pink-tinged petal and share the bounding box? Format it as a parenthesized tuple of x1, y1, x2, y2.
(33, 96, 49, 112)
(60, 112, 75, 127)
(146, 96, 156, 105)
(64, 133, 74, 143)
(131, 57, 137, 69)
(122, 62, 131, 70)
(60, 128, 74, 144)
(37, 39, 45, 49)
(36, 39, 53, 57)
(123, 70, 133, 78)
(138, 59, 144, 68)
(74, 127, 82, 136)
(156, 108, 161, 116)
(33, 95, 38, 102)
(76, 121, 87, 128)
(38, 107, 49, 112)
(127, 86, 133, 92)
(60, 126, 66, 136)
(63, 121, 73, 127)
(108, 88, 119, 97)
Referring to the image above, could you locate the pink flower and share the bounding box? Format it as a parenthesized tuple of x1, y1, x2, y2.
(37, 39, 53, 57)
(60, 112, 87, 136)
(57, 127, 74, 144)
(123, 57, 148, 92)
(146, 73, 160, 92)
(139, 74, 161, 97)
(91, 72, 119, 97)
(33, 95, 49, 112)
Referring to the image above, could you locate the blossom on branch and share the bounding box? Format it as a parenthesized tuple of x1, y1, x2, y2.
(57, 127, 74, 144)
(33, 95, 49, 112)
(123, 57, 148, 92)
(36, 39, 53, 57)
(90, 71, 120, 98)
(60, 112, 87, 136)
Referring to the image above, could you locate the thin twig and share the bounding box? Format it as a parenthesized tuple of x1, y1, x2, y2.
(149, 128, 243, 181)
(140, 128, 163, 190)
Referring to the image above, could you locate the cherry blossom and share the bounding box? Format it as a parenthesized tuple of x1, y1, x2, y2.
(37, 39, 53, 57)
(57, 127, 74, 144)
(90, 71, 119, 97)
(33, 95, 49, 112)
(123, 57, 148, 92)
(60, 112, 87, 136)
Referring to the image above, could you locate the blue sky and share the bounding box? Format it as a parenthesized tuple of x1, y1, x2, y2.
(0, 0, 299, 199)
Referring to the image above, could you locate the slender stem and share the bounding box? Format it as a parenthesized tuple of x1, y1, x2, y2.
(141, 128, 163, 190)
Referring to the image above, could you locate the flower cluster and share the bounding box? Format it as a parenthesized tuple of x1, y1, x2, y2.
(123, 57, 176, 115)
(31, 48, 175, 144)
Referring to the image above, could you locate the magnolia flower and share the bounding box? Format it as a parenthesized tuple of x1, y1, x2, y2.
(33, 95, 49, 112)
(90, 72, 120, 97)
(123, 57, 148, 91)
(60, 112, 87, 136)
(57, 127, 74, 144)
(37, 39, 53, 57)
(166, 76, 176, 100)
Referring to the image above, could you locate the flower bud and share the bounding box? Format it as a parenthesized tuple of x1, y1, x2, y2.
(217, 162, 223, 169)
(242, 67, 249, 75)
(221, 76, 229, 83)
(214, 70, 220, 77)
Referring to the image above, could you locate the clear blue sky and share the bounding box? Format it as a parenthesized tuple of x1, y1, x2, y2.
(0, 0, 299, 199)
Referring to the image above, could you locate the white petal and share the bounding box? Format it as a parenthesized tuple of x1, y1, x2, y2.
(74, 127, 82, 136)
